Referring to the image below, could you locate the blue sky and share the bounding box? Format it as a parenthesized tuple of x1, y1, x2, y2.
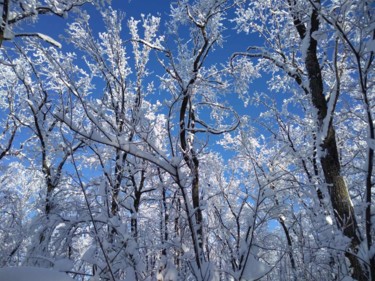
(5, 0, 302, 150)
(5, 0, 283, 229)
(17, 1, 277, 156)
(28, 1, 268, 89)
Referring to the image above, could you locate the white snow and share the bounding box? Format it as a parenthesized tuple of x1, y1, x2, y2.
(15, 33, 62, 48)
(35, 33, 62, 48)
(53, 258, 74, 272)
(0, 267, 74, 281)
(325, 215, 333, 225)
(239, 255, 270, 281)
(55, 112, 177, 176)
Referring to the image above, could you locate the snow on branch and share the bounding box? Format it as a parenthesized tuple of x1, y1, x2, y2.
(55, 112, 178, 176)
(231, 48, 308, 94)
(130, 38, 168, 53)
(15, 33, 62, 48)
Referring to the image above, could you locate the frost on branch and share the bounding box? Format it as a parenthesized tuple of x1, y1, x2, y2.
(1, 0, 375, 281)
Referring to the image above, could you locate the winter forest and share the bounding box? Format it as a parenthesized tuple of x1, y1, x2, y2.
(0, 0, 374, 280)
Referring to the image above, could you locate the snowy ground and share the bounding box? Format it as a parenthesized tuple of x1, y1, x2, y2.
(0, 267, 74, 281)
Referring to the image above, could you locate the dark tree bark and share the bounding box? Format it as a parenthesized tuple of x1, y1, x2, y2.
(287, 1, 367, 279)
(0, 0, 9, 47)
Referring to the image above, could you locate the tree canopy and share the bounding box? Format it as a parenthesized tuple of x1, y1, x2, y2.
(0, 0, 374, 280)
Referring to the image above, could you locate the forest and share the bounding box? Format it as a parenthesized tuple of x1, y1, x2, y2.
(0, 0, 374, 280)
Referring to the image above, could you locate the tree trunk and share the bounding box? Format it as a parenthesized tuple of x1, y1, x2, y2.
(288, 1, 367, 279)
(0, 0, 9, 48)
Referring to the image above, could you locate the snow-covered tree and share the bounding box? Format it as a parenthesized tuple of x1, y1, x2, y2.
(233, 0, 375, 279)
(0, 0, 374, 280)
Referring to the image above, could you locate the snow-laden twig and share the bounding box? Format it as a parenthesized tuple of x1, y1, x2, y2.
(55, 112, 177, 176)
(15, 33, 62, 48)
